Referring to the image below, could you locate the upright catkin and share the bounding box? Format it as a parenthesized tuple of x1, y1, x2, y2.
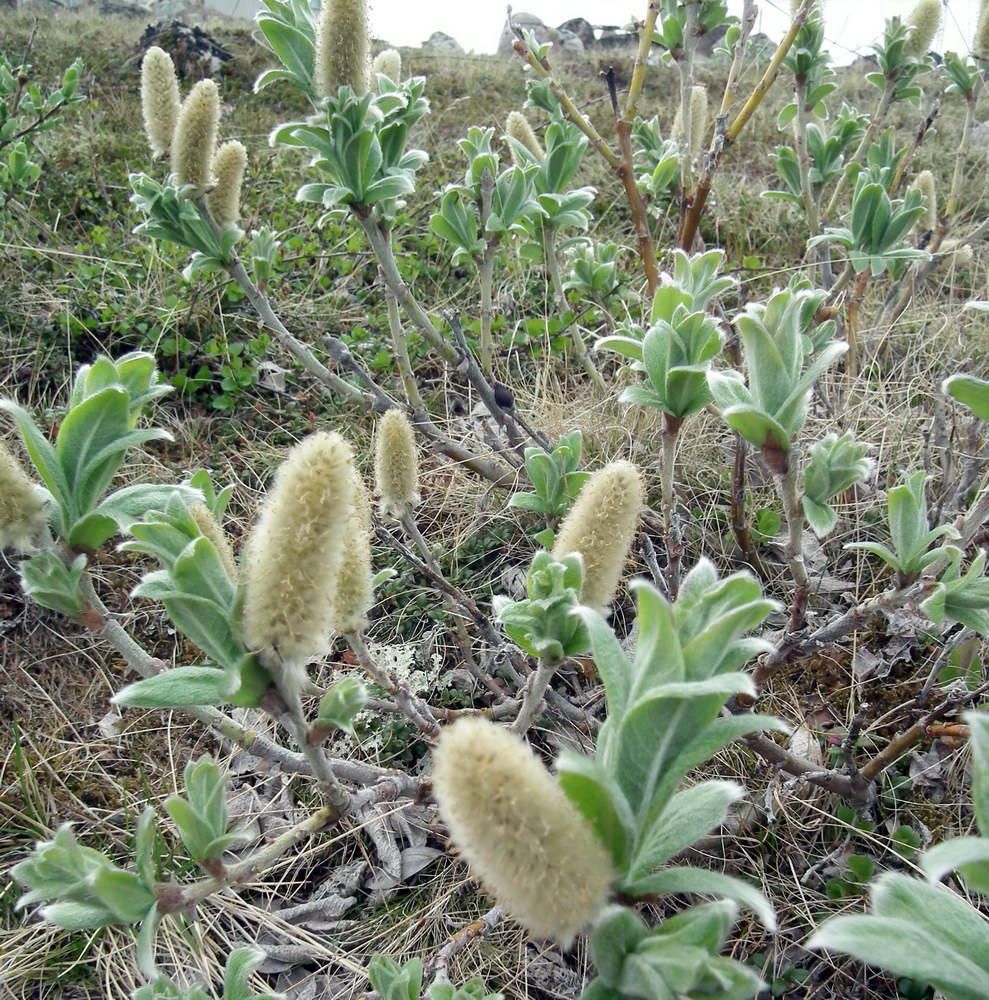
(314, 0, 370, 97)
(207, 141, 247, 228)
(672, 87, 708, 160)
(241, 433, 356, 699)
(374, 409, 420, 517)
(912, 169, 938, 230)
(688, 85, 709, 160)
(371, 48, 401, 85)
(976, 0, 989, 60)
(432, 718, 614, 947)
(188, 504, 238, 581)
(903, 0, 942, 57)
(171, 79, 219, 194)
(0, 440, 46, 553)
(505, 111, 544, 164)
(552, 461, 643, 613)
(140, 46, 181, 158)
(330, 475, 375, 635)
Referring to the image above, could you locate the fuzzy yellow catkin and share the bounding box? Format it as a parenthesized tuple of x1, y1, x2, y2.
(976, 0, 989, 60)
(241, 432, 356, 699)
(314, 0, 370, 98)
(140, 46, 181, 159)
(903, 0, 942, 57)
(329, 474, 375, 634)
(374, 409, 420, 518)
(432, 717, 614, 948)
(0, 440, 46, 553)
(912, 169, 938, 230)
(371, 48, 401, 85)
(172, 79, 220, 194)
(552, 461, 643, 614)
(188, 504, 238, 581)
(505, 110, 544, 164)
(206, 140, 247, 228)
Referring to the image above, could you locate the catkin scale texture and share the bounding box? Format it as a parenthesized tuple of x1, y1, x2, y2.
(977, 0, 989, 60)
(0, 440, 46, 553)
(372, 48, 401, 86)
(330, 474, 374, 634)
(506, 111, 544, 163)
(207, 140, 247, 228)
(689, 86, 709, 160)
(189, 504, 238, 581)
(904, 0, 941, 57)
(552, 461, 643, 613)
(913, 169, 937, 231)
(314, 0, 370, 97)
(241, 433, 356, 696)
(374, 409, 420, 517)
(172, 79, 219, 194)
(432, 718, 613, 947)
(140, 47, 181, 158)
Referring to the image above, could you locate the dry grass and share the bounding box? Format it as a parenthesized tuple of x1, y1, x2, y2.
(2, 7, 989, 1000)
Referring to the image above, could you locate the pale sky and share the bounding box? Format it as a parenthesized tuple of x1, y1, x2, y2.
(364, 0, 980, 62)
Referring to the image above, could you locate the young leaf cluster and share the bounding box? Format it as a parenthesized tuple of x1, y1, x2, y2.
(12, 812, 158, 930)
(508, 430, 590, 521)
(809, 713, 989, 1000)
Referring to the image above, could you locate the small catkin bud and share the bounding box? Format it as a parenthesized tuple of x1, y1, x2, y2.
(976, 0, 989, 60)
(552, 460, 643, 614)
(241, 433, 356, 699)
(140, 46, 181, 159)
(432, 718, 614, 948)
(172, 79, 220, 194)
(689, 85, 709, 160)
(941, 238, 974, 266)
(314, 0, 370, 98)
(374, 409, 420, 518)
(505, 110, 544, 164)
(912, 169, 938, 230)
(206, 140, 247, 228)
(329, 474, 375, 635)
(372, 48, 402, 85)
(0, 440, 46, 553)
(904, 0, 942, 57)
(188, 504, 238, 581)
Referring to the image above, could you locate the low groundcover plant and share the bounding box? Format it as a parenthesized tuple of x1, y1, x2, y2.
(4, 0, 989, 997)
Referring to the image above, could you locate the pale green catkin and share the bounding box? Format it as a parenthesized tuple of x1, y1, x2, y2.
(206, 140, 247, 228)
(912, 169, 938, 230)
(552, 460, 643, 613)
(976, 0, 989, 60)
(314, 0, 370, 98)
(505, 111, 544, 164)
(904, 0, 942, 57)
(0, 440, 46, 553)
(672, 87, 708, 160)
(172, 79, 219, 194)
(432, 718, 614, 948)
(140, 46, 181, 159)
(371, 48, 401, 86)
(374, 409, 420, 518)
(689, 85, 709, 160)
(188, 504, 238, 581)
(330, 475, 375, 635)
(241, 432, 356, 699)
